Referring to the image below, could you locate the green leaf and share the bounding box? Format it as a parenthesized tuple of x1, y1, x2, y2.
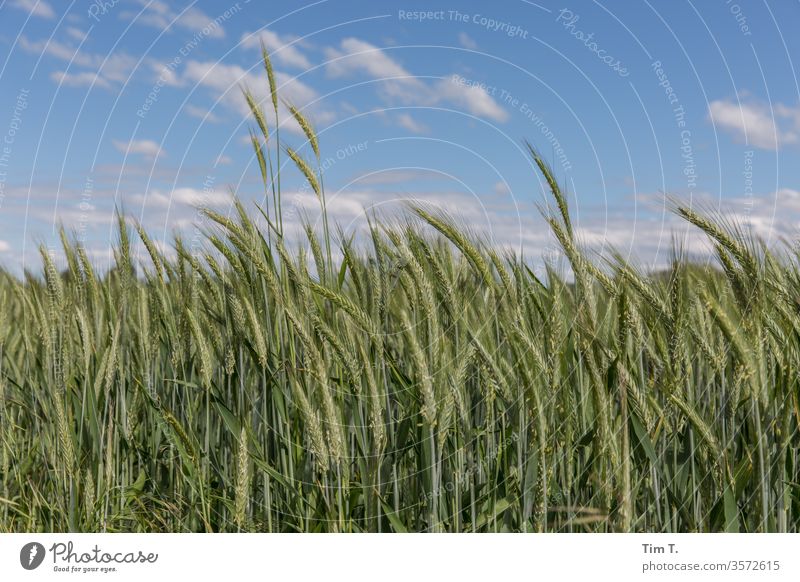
(473, 497, 512, 531)
(723, 485, 740, 533)
(212, 400, 241, 437)
(379, 498, 408, 533)
(630, 413, 658, 467)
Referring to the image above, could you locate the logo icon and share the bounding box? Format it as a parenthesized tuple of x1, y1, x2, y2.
(20, 542, 46, 570)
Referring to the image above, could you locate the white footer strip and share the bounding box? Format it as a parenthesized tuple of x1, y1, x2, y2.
(1, 533, 796, 581)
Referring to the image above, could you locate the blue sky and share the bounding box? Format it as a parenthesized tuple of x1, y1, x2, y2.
(1, 0, 799, 273)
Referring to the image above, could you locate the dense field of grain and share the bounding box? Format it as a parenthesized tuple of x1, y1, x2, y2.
(1, 50, 799, 533)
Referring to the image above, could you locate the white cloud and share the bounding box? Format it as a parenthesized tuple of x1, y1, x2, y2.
(184, 104, 221, 123)
(776, 103, 800, 128)
(127, 0, 225, 39)
(20, 36, 93, 67)
(96, 53, 138, 83)
(215, 155, 233, 165)
(20, 36, 137, 87)
(0, 240, 10, 252)
(435, 76, 509, 122)
(324, 38, 507, 122)
(65, 26, 87, 42)
(396, 113, 428, 134)
(493, 181, 510, 196)
(50, 70, 111, 89)
(325, 38, 414, 80)
(241, 30, 311, 69)
(458, 32, 478, 50)
(10, 0, 54, 19)
(708, 98, 799, 150)
(149, 62, 184, 87)
(113, 139, 165, 159)
(133, 187, 229, 209)
(180, 60, 248, 103)
(30, 203, 113, 231)
(182, 60, 325, 134)
(575, 224, 644, 249)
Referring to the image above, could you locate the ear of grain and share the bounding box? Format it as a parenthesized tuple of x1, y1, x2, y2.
(285, 146, 321, 199)
(285, 101, 320, 159)
(234, 426, 250, 530)
(260, 40, 279, 114)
